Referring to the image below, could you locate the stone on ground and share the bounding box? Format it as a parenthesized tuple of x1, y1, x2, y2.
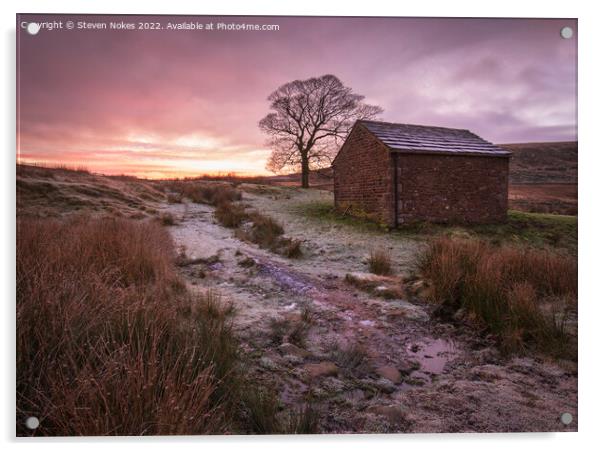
(303, 361, 338, 378)
(375, 365, 402, 384)
(366, 404, 407, 424)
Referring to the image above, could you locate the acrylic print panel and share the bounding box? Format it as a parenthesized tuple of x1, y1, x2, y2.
(16, 14, 577, 435)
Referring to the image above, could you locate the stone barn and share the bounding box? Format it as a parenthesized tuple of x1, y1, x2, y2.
(332, 120, 511, 226)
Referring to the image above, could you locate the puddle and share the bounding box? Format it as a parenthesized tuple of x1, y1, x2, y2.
(400, 338, 460, 390)
(407, 338, 458, 374)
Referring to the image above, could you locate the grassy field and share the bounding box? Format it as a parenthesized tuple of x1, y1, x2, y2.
(16, 214, 318, 436)
(297, 200, 577, 254)
(509, 184, 577, 215)
(15, 164, 578, 433)
(294, 197, 577, 360)
(17, 216, 238, 435)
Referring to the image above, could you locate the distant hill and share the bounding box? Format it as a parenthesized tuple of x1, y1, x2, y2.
(501, 141, 577, 184)
(266, 141, 578, 188)
(266, 167, 334, 189)
(18, 141, 577, 217)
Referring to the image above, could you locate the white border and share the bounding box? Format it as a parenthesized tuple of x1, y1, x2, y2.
(2, 1, 600, 450)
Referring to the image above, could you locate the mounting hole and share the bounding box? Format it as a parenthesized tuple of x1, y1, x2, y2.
(560, 412, 573, 425)
(25, 416, 40, 429)
(26, 22, 40, 35)
(560, 26, 574, 39)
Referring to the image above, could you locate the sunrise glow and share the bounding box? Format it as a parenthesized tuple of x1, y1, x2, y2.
(17, 15, 577, 179)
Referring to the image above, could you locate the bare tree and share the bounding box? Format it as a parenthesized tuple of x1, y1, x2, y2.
(259, 74, 383, 188)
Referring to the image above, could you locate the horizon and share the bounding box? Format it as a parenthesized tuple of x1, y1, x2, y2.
(17, 15, 577, 179)
(18, 134, 579, 180)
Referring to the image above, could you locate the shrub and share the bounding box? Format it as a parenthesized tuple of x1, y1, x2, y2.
(214, 201, 248, 228)
(190, 184, 241, 206)
(193, 290, 236, 320)
(235, 211, 286, 250)
(166, 193, 182, 204)
(160, 212, 175, 226)
(419, 237, 577, 358)
(160, 181, 242, 206)
(245, 212, 284, 247)
(209, 185, 242, 206)
(212, 201, 301, 259)
(243, 391, 319, 434)
(285, 403, 320, 434)
(300, 305, 315, 325)
(268, 318, 289, 345)
(243, 389, 281, 434)
(15, 216, 265, 435)
(267, 308, 313, 348)
(283, 239, 303, 259)
(368, 249, 393, 275)
(327, 341, 371, 377)
(288, 320, 311, 348)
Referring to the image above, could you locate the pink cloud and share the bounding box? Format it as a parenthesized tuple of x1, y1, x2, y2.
(17, 15, 577, 177)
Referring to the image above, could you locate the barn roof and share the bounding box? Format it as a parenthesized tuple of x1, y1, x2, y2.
(357, 120, 511, 157)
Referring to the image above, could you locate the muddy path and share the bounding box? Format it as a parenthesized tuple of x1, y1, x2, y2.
(164, 189, 577, 433)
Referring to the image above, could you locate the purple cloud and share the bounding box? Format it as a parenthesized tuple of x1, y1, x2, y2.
(17, 15, 577, 176)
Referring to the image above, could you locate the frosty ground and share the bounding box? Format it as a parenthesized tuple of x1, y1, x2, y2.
(165, 186, 577, 433)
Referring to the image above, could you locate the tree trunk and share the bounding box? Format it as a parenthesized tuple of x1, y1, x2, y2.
(301, 155, 310, 188)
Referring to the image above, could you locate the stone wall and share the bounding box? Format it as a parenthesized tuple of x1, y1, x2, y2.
(333, 124, 394, 225)
(395, 153, 509, 224)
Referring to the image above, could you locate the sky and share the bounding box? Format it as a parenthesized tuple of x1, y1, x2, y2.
(17, 15, 577, 178)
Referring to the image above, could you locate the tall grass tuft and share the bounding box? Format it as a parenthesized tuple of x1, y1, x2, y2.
(235, 210, 302, 258)
(243, 389, 281, 434)
(16, 216, 250, 435)
(419, 237, 577, 358)
(368, 249, 393, 275)
(327, 341, 372, 377)
(242, 390, 319, 434)
(160, 212, 175, 226)
(285, 403, 320, 434)
(283, 239, 303, 259)
(267, 309, 313, 348)
(244, 211, 285, 247)
(214, 201, 248, 228)
(165, 181, 241, 206)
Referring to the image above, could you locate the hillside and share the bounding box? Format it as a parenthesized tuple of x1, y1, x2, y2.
(500, 141, 578, 215)
(501, 141, 577, 184)
(16, 164, 166, 218)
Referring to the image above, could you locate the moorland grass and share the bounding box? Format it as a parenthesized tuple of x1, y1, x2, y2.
(419, 236, 577, 359)
(296, 200, 577, 253)
(213, 200, 302, 259)
(368, 248, 393, 275)
(16, 215, 282, 435)
(164, 181, 241, 206)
